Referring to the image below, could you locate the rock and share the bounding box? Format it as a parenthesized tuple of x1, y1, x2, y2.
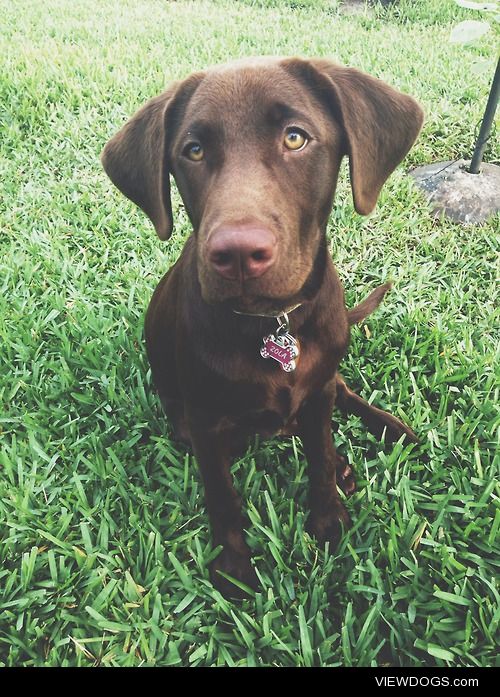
(410, 159, 500, 224)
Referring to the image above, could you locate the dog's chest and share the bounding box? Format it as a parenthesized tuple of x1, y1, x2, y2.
(180, 314, 343, 436)
(225, 338, 336, 435)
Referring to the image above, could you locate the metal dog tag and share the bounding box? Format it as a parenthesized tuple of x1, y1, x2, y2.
(260, 314, 299, 372)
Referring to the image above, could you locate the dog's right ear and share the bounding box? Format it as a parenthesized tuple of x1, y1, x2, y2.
(101, 73, 204, 240)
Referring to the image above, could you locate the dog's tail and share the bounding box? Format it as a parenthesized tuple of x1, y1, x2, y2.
(347, 282, 392, 326)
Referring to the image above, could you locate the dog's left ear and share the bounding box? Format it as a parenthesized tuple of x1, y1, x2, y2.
(283, 58, 424, 215)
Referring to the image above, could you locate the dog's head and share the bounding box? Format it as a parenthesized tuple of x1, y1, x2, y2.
(102, 57, 423, 314)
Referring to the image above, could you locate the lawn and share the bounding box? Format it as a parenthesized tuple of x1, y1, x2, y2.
(0, 0, 498, 667)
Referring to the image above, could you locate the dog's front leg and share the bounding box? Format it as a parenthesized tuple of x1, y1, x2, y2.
(187, 417, 258, 597)
(298, 382, 352, 548)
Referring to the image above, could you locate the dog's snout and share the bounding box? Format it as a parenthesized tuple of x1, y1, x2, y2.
(208, 226, 277, 281)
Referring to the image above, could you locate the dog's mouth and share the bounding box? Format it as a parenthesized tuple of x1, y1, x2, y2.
(220, 239, 328, 316)
(198, 232, 327, 315)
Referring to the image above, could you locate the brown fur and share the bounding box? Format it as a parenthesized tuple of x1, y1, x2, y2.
(102, 57, 423, 597)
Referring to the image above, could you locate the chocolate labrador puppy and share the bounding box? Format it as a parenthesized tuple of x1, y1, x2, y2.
(101, 57, 423, 597)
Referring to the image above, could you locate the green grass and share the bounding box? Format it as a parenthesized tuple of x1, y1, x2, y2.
(0, 0, 498, 667)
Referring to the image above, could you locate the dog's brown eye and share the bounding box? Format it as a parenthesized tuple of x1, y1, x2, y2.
(284, 128, 308, 151)
(184, 142, 204, 161)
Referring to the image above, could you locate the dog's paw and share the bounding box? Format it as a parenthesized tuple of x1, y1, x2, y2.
(336, 455, 356, 497)
(210, 546, 259, 599)
(306, 499, 351, 549)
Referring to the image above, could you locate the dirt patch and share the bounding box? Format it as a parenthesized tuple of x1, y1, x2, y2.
(340, 0, 396, 14)
(341, 0, 369, 14)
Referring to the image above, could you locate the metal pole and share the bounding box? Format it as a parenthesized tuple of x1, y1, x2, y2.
(468, 55, 500, 174)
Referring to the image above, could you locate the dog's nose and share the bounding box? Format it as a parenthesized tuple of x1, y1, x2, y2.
(208, 226, 277, 281)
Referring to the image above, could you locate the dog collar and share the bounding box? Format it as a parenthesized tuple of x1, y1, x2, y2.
(233, 306, 301, 372)
(232, 302, 302, 319)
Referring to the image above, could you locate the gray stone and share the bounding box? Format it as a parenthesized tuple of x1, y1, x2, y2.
(410, 159, 500, 224)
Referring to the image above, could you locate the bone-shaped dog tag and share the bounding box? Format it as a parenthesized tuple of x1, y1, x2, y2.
(260, 313, 300, 372)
